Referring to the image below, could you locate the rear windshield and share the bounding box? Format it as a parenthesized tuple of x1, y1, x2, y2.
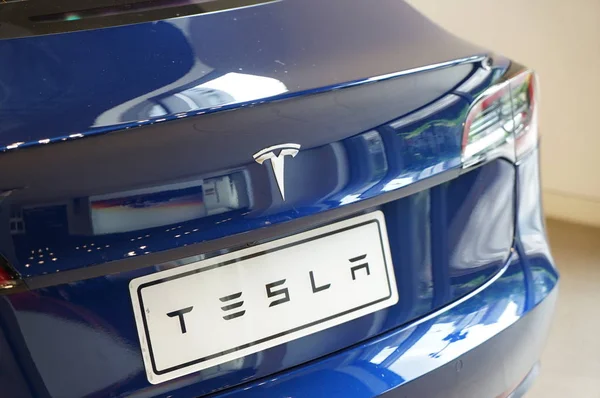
(0, 0, 273, 39)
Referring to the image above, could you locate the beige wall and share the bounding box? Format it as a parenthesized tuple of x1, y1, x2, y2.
(406, 0, 600, 226)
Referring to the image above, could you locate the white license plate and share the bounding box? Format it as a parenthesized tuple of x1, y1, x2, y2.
(130, 211, 397, 384)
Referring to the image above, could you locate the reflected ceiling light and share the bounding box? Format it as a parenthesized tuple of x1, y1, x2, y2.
(198, 72, 288, 103)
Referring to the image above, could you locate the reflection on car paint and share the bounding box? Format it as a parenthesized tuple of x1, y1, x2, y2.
(0, 0, 487, 153)
(114, 72, 288, 123)
(0, 0, 557, 395)
(1, 158, 520, 397)
(214, 248, 557, 398)
(5, 81, 476, 278)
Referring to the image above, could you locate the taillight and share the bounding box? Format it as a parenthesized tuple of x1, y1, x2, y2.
(462, 69, 538, 166)
(510, 71, 538, 160)
(0, 255, 22, 290)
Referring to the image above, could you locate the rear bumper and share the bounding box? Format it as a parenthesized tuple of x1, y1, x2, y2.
(216, 253, 558, 398)
(382, 289, 556, 398)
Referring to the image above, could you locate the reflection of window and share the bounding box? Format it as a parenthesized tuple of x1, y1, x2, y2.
(86, 172, 251, 235)
(198, 72, 288, 103)
(123, 72, 288, 120)
(9, 207, 25, 234)
(149, 104, 168, 118)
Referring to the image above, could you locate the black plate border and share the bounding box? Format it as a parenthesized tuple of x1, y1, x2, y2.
(136, 217, 392, 376)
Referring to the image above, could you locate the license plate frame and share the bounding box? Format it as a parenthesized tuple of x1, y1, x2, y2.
(130, 211, 397, 384)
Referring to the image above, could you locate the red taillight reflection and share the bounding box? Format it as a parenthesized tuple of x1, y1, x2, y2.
(0, 255, 22, 290)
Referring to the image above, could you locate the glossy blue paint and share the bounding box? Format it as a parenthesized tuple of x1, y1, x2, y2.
(0, 1, 558, 397)
(4, 159, 518, 398)
(215, 253, 557, 398)
(0, 0, 486, 152)
(516, 150, 559, 308)
(5, 62, 501, 278)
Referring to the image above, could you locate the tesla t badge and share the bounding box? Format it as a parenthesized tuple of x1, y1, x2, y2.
(253, 143, 301, 200)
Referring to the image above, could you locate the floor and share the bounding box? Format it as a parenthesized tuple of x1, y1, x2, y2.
(528, 219, 600, 397)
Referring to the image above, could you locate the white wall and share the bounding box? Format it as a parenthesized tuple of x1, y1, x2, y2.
(406, 0, 600, 227)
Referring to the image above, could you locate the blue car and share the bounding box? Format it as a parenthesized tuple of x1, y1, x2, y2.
(0, 1, 558, 397)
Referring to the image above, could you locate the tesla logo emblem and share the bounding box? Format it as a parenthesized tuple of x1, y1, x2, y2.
(253, 143, 301, 200)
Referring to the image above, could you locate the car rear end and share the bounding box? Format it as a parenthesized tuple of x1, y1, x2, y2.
(0, 1, 558, 397)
